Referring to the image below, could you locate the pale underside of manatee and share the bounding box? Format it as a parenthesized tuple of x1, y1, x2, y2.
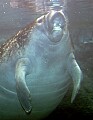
(0, 10, 83, 119)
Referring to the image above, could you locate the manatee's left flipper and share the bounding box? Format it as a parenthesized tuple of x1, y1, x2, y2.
(15, 58, 32, 114)
(67, 53, 83, 103)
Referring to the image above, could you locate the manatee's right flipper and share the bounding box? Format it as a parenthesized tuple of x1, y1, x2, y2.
(15, 58, 32, 114)
(67, 53, 83, 103)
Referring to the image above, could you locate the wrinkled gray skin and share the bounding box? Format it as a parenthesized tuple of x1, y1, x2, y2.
(0, 10, 82, 120)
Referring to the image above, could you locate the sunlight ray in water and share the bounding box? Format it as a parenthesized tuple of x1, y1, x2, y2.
(10, 0, 64, 14)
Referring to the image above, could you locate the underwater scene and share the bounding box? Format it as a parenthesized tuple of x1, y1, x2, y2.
(0, 0, 93, 120)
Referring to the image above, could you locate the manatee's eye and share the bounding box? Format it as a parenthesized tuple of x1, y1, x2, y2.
(37, 16, 45, 24)
(37, 18, 42, 23)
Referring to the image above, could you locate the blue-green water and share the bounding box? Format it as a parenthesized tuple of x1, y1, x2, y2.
(0, 0, 93, 120)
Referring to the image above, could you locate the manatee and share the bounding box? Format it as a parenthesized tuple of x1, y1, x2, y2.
(0, 10, 82, 120)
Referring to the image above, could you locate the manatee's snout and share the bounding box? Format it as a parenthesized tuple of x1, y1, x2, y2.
(46, 11, 66, 43)
(51, 17, 64, 40)
(52, 14, 65, 31)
